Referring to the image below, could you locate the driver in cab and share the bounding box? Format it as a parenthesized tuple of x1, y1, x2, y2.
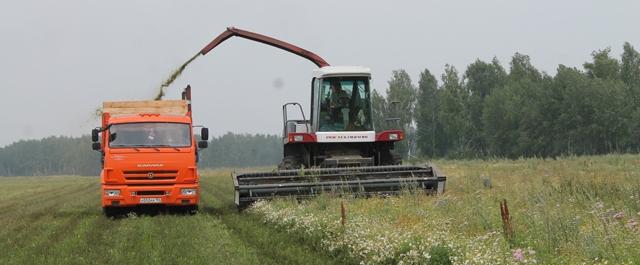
(328, 81, 350, 127)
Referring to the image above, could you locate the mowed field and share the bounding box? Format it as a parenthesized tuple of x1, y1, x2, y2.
(1, 155, 639, 265)
(0, 171, 354, 265)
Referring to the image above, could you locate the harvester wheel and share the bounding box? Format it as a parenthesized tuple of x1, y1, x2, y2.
(237, 202, 251, 212)
(278, 156, 301, 170)
(380, 150, 402, 165)
(391, 151, 402, 165)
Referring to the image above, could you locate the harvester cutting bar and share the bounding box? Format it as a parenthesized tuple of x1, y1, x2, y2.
(233, 165, 446, 208)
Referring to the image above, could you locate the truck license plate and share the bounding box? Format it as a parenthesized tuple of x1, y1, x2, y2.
(139, 198, 162, 204)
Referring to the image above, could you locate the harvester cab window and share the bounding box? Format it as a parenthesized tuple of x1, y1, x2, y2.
(318, 77, 372, 131)
(108, 123, 191, 148)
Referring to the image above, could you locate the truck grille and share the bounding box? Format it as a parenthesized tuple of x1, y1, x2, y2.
(136, 190, 166, 196)
(122, 170, 178, 184)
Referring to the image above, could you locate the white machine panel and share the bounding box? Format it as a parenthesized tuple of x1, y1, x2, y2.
(315, 131, 376, 143)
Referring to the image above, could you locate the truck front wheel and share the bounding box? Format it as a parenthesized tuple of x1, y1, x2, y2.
(184, 205, 198, 215)
(103, 207, 120, 218)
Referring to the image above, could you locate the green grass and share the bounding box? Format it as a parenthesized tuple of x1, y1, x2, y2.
(249, 154, 640, 264)
(0, 173, 353, 265)
(2, 155, 639, 264)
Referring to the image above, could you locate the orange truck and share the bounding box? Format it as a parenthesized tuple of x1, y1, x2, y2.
(91, 86, 208, 216)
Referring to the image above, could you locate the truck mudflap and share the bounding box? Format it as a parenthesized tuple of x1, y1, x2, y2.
(232, 165, 446, 208)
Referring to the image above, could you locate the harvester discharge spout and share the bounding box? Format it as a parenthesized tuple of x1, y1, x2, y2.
(200, 27, 330, 67)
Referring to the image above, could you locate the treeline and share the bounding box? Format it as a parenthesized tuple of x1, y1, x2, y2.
(0, 136, 101, 176)
(373, 42, 640, 158)
(2, 43, 639, 175)
(198, 133, 282, 168)
(0, 133, 282, 176)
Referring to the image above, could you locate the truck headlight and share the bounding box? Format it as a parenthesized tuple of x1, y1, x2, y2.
(181, 188, 197, 196)
(105, 189, 120, 197)
(293, 135, 304, 142)
(389, 133, 399, 140)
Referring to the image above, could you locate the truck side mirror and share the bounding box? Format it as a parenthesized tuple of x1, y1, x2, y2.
(201, 127, 209, 141)
(91, 128, 100, 142)
(198, 141, 208, 149)
(92, 142, 101, 151)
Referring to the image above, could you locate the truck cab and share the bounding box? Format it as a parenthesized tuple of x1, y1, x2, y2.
(91, 87, 208, 216)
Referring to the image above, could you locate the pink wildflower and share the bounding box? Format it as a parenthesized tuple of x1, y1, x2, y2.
(613, 211, 625, 220)
(512, 248, 525, 262)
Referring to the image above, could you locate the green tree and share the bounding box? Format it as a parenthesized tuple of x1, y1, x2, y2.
(386, 70, 417, 130)
(482, 83, 520, 157)
(415, 68, 440, 157)
(0, 136, 100, 176)
(552, 65, 628, 155)
(583, 48, 620, 80)
(385, 69, 417, 157)
(371, 89, 390, 131)
(200, 133, 282, 168)
(620, 43, 640, 150)
(437, 65, 471, 157)
(0, 133, 283, 176)
(509, 53, 542, 82)
(482, 54, 540, 157)
(620, 42, 640, 86)
(463, 58, 507, 155)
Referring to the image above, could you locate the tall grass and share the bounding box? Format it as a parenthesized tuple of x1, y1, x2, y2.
(250, 154, 640, 264)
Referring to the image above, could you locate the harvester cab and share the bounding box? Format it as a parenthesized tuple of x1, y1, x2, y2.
(281, 66, 401, 169)
(199, 27, 446, 208)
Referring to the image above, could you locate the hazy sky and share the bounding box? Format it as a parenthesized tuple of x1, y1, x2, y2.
(1, 0, 638, 146)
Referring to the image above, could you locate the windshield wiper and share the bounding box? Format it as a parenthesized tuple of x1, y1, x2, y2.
(111, 144, 183, 151)
(152, 145, 183, 151)
(110, 144, 141, 151)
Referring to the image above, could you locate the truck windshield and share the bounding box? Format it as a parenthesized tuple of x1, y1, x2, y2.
(318, 77, 373, 131)
(108, 123, 191, 148)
